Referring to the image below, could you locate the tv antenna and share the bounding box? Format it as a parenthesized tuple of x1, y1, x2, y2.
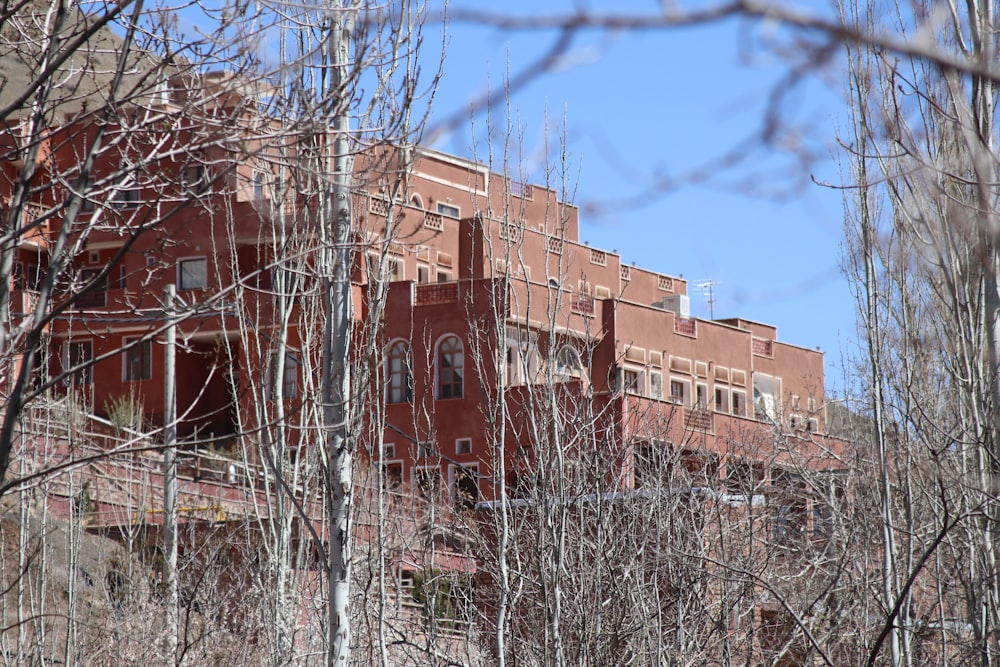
(694, 280, 721, 319)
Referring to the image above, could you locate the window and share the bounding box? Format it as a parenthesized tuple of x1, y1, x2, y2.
(112, 181, 140, 208)
(437, 336, 464, 399)
(178, 257, 207, 290)
(77, 268, 107, 308)
(732, 390, 747, 417)
(436, 202, 460, 218)
(417, 264, 430, 284)
(269, 352, 299, 399)
(389, 257, 404, 281)
(649, 371, 663, 399)
(417, 440, 437, 457)
(696, 384, 708, 409)
(253, 171, 265, 200)
(181, 165, 206, 192)
(451, 464, 479, 511)
(414, 467, 441, 501)
(436, 270, 452, 283)
(670, 379, 687, 404)
(715, 387, 730, 413)
(623, 368, 641, 394)
(455, 438, 472, 455)
(554, 345, 583, 379)
(384, 461, 403, 488)
(66, 340, 92, 385)
(386, 341, 413, 404)
(123, 337, 152, 381)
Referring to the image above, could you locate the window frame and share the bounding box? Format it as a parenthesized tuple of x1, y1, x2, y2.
(449, 463, 479, 511)
(437, 335, 464, 400)
(436, 202, 460, 218)
(177, 256, 208, 291)
(385, 340, 413, 404)
(112, 180, 141, 209)
(622, 367, 643, 395)
(122, 336, 152, 382)
(413, 465, 442, 501)
(66, 339, 93, 385)
(268, 351, 299, 400)
(732, 390, 748, 417)
(715, 386, 730, 413)
(669, 377, 690, 405)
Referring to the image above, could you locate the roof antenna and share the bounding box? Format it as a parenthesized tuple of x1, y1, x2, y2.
(694, 280, 720, 320)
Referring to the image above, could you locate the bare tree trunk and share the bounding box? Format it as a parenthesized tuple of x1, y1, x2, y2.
(324, 10, 357, 664)
(163, 284, 178, 663)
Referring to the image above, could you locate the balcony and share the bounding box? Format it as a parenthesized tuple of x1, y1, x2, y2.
(570, 293, 595, 317)
(423, 211, 444, 231)
(752, 337, 773, 357)
(415, 282, 458, 306)
(683, 407, 713, 432)
(674, 318, 696, 336)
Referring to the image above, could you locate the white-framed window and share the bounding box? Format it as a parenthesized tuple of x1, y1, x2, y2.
(450, 463, 479, 511)
(268, 352, 299, 400)
(715, 386, 730, 413)
(732, 390, 747, 417)
(77, 267, 107, 308)
(649, 371, 663, 399)
(695, 383, 708, 409)
(554, 345, 584, 379)
(436, 270, 452, 283)
(383, 443, 396, 459)
(66, 340, 93, 385)
(753, 373, 781, 422)
(413, 466, 441, 501)
(253, 171, 265, 200)
(123, 337, 152, 381)
(669, 377, 690, 404)
(112, 181, 140, 208)
(623, 367, 643, 394)
(437, 336, 464, 399)
(386, 340, 413, 404)
(455, 438, 472, 455)
(410, 193, 424, 209)
(383, 460, 403, 488)
(417, 440, 437, 458)
(390, 256, 404, 281)
(181, 165, 206, 193)
(178, 257, 208, 290)
(436, 202, 460, 218)
(417, 263, 430, 284)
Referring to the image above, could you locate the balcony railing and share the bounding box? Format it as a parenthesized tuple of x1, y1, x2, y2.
(423, 211, 444, 231)
(570, 293, 595, 317)
(752, 337, 773, 357)
(416, 282, 458, 305)
(675, 318, 696, 336)
(684, 407, 713, 431)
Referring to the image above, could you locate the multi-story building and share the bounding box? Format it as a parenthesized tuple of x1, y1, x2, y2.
(1, 60, 849, 664)
(7, 112, 839, 497)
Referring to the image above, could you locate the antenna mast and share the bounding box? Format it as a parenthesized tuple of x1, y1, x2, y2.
(695, 280, 721, 319)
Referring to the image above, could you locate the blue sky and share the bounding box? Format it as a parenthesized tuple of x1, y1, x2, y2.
(423, 1, 857, 392)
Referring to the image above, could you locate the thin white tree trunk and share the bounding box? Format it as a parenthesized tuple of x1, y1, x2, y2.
(325, 10, 357, 665)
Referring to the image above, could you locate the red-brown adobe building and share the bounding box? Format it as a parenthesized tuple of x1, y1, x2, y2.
(3, 74, 840, 516)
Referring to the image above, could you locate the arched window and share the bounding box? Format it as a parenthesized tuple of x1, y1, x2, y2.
(554, 345, 583, 378)
(410, 193, 424, 209)
(437, 336, 464, 399)
(386, 341, 413, 403)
